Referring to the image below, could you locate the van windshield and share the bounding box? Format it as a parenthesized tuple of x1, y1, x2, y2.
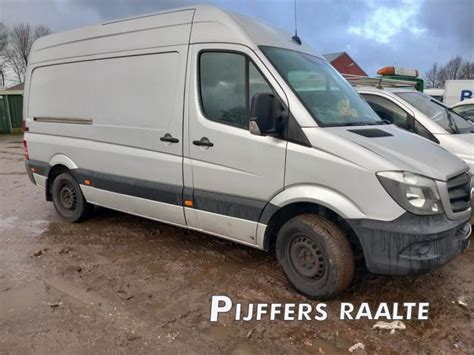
(395, 91, 473, 134)
(260, 46, 381, 127)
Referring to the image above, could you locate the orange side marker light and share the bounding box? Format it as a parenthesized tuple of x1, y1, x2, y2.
(184, 200, 193, 207)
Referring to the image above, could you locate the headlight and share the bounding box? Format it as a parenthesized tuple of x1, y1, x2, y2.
(377, 171, 443, 215)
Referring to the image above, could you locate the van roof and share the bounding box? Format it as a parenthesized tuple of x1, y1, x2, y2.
(30, 5, 319, 65)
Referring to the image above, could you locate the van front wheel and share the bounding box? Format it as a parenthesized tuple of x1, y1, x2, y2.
(276, 214, 354, 298)
(51, 173, 92, 222)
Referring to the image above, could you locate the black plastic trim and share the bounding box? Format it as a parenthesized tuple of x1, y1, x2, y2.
(25, 159, 51, 177)
(27, 160, 272, 223)
(259, 202, 280, 225)
(348, 213, 471, 275)
(194, 189, 267, 222)
(348, 128, 393, 138)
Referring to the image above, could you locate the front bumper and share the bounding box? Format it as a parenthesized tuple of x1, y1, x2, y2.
(349, 213, 471, 275)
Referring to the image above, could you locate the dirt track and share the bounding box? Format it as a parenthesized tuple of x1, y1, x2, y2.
(0, 134, 473, 354)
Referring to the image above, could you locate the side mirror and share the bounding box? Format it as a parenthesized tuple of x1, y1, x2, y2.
(249, 93, 287, 136)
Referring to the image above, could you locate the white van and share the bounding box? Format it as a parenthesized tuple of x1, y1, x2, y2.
(24, 6, 472, 297)
(444, 80, 474, 107)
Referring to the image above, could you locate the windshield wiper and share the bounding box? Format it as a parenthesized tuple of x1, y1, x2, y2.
(430, 99, 459, 133)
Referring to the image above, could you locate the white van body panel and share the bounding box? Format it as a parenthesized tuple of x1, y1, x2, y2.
(284, 138, 406, 221)
(28, 10, 194, 64)
(191, 7, 318, 55)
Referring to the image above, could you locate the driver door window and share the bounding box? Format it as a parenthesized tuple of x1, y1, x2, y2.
(362, 94, 410, 129)
(199, 52, 272, 129)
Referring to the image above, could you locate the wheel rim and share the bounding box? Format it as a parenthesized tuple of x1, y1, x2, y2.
(58, 182, 77, 211)
(289, 235, 326, 279)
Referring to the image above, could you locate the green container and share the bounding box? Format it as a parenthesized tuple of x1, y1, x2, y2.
(0, 95, 11, 133)
(0, 93, 23, 134)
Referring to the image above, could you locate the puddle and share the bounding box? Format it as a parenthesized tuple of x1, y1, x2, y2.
(0, 216, 19, 230)
(0, 217, 48, 237)
(27, 220, 50, 237)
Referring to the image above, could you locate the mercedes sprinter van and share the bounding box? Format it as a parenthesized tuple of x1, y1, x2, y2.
(23, 6, 472, 297)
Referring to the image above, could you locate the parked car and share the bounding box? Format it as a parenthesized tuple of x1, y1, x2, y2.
(452, 98, 474, 121)
(354, 84, 474, 207)
(23, 5, 472, 298)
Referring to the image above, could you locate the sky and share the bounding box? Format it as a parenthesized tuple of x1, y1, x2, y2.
(0, 0, 472, 77)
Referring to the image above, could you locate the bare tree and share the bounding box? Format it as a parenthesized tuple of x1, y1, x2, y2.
(424, 63, 439, 88)
(425, 56, 473, 88)
(440, 56, 466, 81)
(34, 25, 52, 40)
(461, 61, 474, 80)
(5, 48, 23, 82)
(0, 23, 8, 87)
(0, 66, 5, 87)
(0, 22, 7, 54)
(4, 23, 52, 83)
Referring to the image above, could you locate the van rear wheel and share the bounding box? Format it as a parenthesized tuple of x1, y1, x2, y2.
(276, 214, 354, 298)
(51, 172, 92, 222)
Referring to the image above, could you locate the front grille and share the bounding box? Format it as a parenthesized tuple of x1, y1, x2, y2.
(447, 173, 471, 213)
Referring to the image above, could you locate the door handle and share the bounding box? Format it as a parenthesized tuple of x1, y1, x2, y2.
(160, 133, 179, 143)
(192, 137, 214, 147)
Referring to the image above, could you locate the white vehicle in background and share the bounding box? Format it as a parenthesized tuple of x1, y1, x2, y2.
(444, 80, 474, 107)
(452, 98, 474, 121)
(425, 88, 444, 102)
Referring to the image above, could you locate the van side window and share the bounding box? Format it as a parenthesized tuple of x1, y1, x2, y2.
(362, 94, 410, 129)
(199, 51, 272, 129)
(249, 62, 273, 103)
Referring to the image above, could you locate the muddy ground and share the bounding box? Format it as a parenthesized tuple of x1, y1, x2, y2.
(0, 134, 472, 354)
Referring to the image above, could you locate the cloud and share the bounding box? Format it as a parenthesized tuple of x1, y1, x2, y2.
(348, 0, 426, 44)
(417, 0, 473, 47)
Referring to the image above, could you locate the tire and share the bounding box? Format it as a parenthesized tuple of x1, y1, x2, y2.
(276, 214, 354, 298)
(51, 172, 93, 223)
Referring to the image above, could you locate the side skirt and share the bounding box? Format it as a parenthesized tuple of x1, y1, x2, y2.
(80, 185, 266, 250)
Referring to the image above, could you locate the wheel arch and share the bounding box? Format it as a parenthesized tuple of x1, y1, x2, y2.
(48, 154, 78, 170)
(46, 164, 71, 201)
(45, 155, 79, 201)
(259, 185, 366, 263)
